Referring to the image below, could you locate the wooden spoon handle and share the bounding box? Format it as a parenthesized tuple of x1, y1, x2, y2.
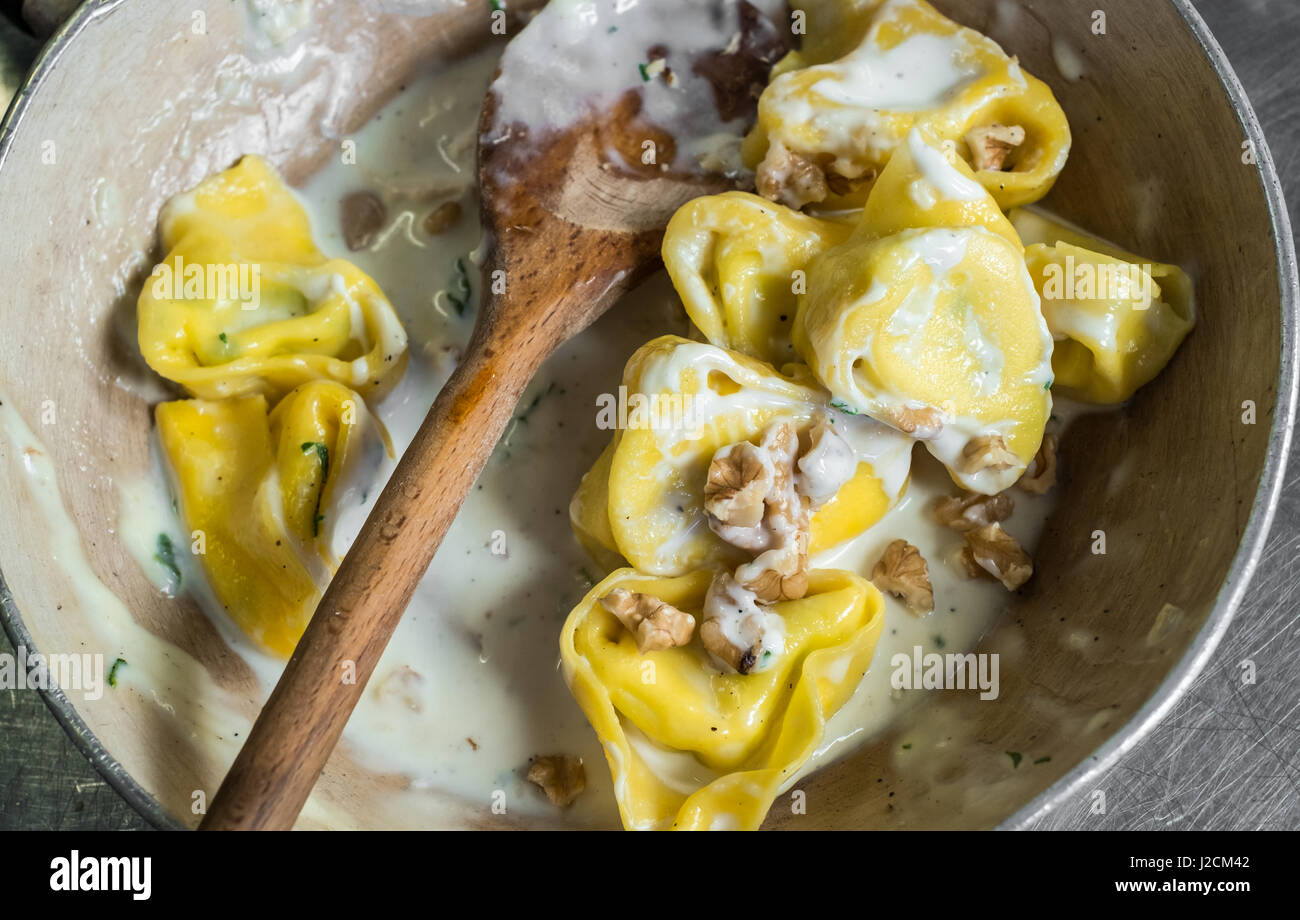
(199, 323, 544, 830)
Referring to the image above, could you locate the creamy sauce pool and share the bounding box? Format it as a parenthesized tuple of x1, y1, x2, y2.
(113, 42, 1078, 827)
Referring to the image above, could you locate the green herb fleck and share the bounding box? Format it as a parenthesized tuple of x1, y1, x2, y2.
(301, 441, 330, 483)
(830, 398, 859, 416)
(607, 25, 618, 33)
(447, 257, 472, 316)
(488, 0, 504, 10)
(902, 743, 912, 750)
(108, 658, 127, 688)
(154, 533, 181, 590)
(638, 62, 651, 82)
(218, 332, 228, 344)
(301, 442, 331, 536)
(1006, 751, 1023, 768)
(1044, 377, 1054, 390)
(1033, 755, 1052, 765)
(933, 634, 946, 649)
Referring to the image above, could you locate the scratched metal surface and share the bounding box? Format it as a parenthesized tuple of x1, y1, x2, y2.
(0, 0, 1297, 831)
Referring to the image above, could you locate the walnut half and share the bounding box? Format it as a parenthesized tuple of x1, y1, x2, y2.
(599, 588, 696, 653)
(756, 142, 829, 210)
(704, 440, 774, 529)
(1017, 433, 1058, 494)
(965, 123, 1026, 172)
(871, 539, 934, 616)
(527, 755, 586, 807)
(933, 491, 1014, 533)
(959, 434, 1019, 476)
(962, 523, 1033, 590)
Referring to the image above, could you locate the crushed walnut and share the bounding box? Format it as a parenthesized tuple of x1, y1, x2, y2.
(959, 434, 1018, 476)
(882, 405, 944, 439)
(340, 190, 386, 251)
(962, 523, 1033, 590)
(716, 422, 811, 601)
(756, 142, 829, 210)
(933, 491, 1014, 533)
(1017, 433, 1058, 494)
(599, 588, 696, 653)
(796, 418, 858, 509)
(700, 572, 782, 674)
(871, 539, 934, 615)
(965, 123, 1026, 172)
(527, 755, 586, 807)
(423, 200, 462, 235)
(704, 440, 775, 529)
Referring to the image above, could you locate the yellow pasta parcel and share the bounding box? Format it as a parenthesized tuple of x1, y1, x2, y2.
(138, 155, 408, 401)
(1014, 213, 1194, 404)
(560, 567, 885, 830)
(662, 191, 852, 366)
(573, 336, 912, 575)
(747, 0, 1071, 211)
(795, 152, 1053, 493)
(157, 380, 387, 657)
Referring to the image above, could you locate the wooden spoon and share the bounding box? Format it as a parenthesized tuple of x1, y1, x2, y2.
(199, 0, 789, 830)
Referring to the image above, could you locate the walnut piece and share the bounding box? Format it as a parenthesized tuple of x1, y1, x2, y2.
(1017, 433, 1058, 494)
(729, 422, 810, 601)
(340, 190, 386, 251)
(756, 142, 829, 210)
(959, 434, 1018, 476)
(705, 440, 774, 529)
(796, 417, 857, 509)
(423, 200, 462, 235)
(527, 755, 586, 807)
(965, 123, 1026, 172)
(871, 539, 934, 615)
(700, 573, 779, 674)
(933, 491, 1014, 533)
(963, 523, 1033, 590)
(883, 405, 944, 439)
(599, 588, 696, 653)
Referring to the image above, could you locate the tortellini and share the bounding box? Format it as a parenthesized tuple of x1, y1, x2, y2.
(662, 192, 852, 366)
(747, 0, 1071, 211)
(560, 568, 885, 830)
(794, 131, 1053, 494)
(157, 381, 387, 657)
(1013, 209, 1196, 404)
(571, 336, 913, 576)
(138, 155, 408, 401)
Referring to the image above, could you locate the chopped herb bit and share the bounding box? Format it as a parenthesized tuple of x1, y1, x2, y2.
(153, 533, 181, 590)
(637, 62, 651, 82)
(830, 398, 859, 415)
(1033, 756, 1052, 765)
(607, 25, 617, 33)
(488, 0, 504, 10)
(447, 257, 473, 316)
(1006, 751, 1023, 768)
(108, 658, 127, 688)
(218, 332, 228, 343)
(301, 441, 330, 483)
(933, 634, 946, 649)
(301, 442, 331, 537)
(1044, 377, 1054, 390)
(901, 743, 912, 750)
